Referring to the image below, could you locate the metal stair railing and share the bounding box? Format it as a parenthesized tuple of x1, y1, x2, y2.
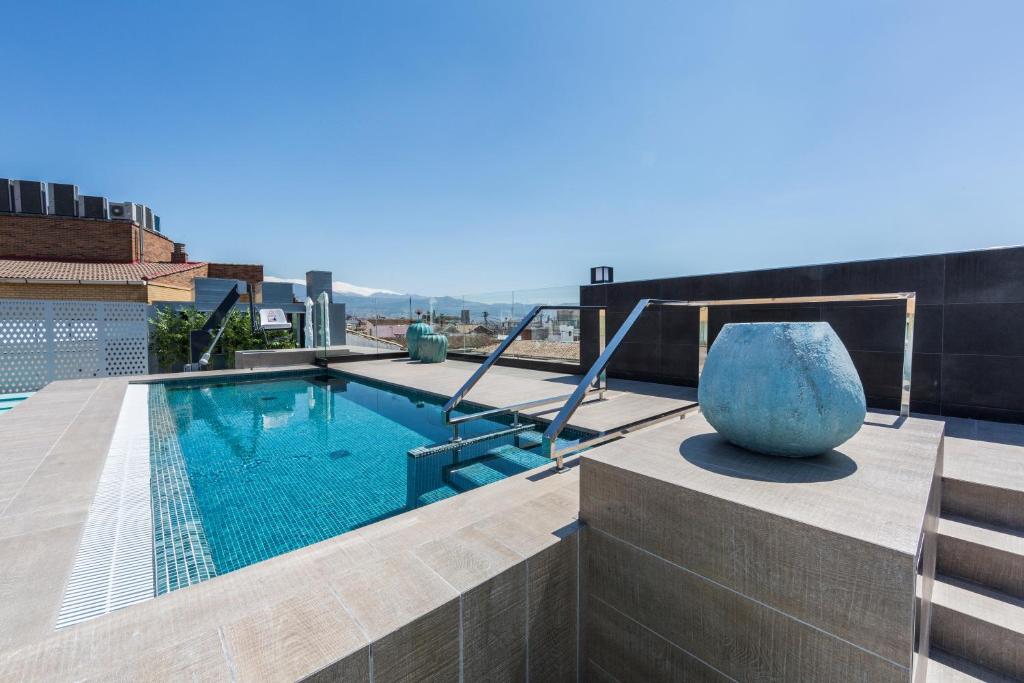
(542, 292, 917, 469)
(443, 305, 607, 442)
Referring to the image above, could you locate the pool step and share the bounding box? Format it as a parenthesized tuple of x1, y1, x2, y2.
(449, 461, 507, 491)
(0, 392, 32, 415)
(516, 429, 585, 452)
(517, 430, 545, 449)
(448, 445, 551, 492)
(416, 485, 459, 506)
(928, 575, 1024, 680)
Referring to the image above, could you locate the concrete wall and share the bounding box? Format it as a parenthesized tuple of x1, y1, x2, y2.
(581, 245, 1024, 422)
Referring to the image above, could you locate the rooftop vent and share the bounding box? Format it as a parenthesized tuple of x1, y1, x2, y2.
(78, 195, 109, 219)
(109, 202, 141, 223)
(0, 179, 12, 213)
(47, 183, 79, 217)
(13, 180, 48, 214)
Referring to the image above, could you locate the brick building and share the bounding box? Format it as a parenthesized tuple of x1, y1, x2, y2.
(0, 212, 262, 303)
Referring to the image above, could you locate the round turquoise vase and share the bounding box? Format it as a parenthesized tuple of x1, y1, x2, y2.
(697, 322, 866, 457)
(418, 333, 448, 364)
(406, 322, 433, 360)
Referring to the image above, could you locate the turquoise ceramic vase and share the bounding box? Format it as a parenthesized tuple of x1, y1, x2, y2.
(406, 322, 433, 360)
(418, 333, 448, 364)
(697, 322, 866, 457)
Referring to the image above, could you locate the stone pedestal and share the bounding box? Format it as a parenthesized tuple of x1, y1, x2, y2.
(580, 412, 943, 682)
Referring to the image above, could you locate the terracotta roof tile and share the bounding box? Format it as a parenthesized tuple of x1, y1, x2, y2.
(0, 259, 206, 283)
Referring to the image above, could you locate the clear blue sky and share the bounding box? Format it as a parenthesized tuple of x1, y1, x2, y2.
(5, 1, 1022, 296)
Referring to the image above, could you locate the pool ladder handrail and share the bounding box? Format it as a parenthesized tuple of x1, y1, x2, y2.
(442, 305, 609, 441)
(541, 292, 918, 470)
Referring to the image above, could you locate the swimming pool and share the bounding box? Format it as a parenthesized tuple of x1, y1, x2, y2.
(149, 370, 586, 592)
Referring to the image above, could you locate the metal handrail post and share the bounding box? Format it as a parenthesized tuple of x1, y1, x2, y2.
(900, 294, 916, 418)
(596, 308, 607, 399)
(697, 305, 709, 378)
(543, 299, 653, 468)
(443, 305, 543, 424)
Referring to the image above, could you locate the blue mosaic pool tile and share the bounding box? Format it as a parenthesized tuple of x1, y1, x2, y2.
(148, 384, 218, 594)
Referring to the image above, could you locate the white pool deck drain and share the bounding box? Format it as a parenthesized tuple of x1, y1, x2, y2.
(56, 384, 154, 628)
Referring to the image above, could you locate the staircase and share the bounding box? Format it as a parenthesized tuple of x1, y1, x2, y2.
(926, 420, 1024, 681)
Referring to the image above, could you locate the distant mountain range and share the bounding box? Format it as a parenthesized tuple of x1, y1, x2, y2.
(264, 276, 575, 320)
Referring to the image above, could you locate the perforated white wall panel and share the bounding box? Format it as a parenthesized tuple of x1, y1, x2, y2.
(0, 300, 148, 392)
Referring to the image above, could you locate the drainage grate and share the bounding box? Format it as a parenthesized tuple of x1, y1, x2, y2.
(56, 384, 154, 628)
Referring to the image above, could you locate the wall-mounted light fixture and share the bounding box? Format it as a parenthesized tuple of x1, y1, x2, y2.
(590, 266, 614, 284)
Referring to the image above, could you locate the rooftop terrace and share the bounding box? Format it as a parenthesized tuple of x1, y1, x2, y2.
(0, 352, 1021, 680)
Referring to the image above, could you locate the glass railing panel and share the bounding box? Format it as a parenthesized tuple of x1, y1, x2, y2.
(332, 284, 582, 364)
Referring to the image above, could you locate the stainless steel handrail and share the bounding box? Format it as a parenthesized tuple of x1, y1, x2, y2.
(542, 292, 917, 469)
(442, 305, 608, 441)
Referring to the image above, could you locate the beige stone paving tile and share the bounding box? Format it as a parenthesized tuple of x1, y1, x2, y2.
(80, 630, 232, 683)
(472, 490, 581, 558)
(0, 506, 88, 541)
(322, 551, 459, 642)
(0, 547, 343, 676)
(585, 413, 941, 555)
(357, 462, 578, 558)
(413, 526, 524, 593)
(0, 523, 81, 651)
(2, 466, 101, 517)
(221, 590, 370, 682)
(333, 358, 696, 434)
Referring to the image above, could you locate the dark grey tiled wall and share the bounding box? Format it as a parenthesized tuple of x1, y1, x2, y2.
(580, 246, 1024, 423)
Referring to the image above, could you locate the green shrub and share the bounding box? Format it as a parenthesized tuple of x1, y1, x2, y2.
(150, 306, 296, 372)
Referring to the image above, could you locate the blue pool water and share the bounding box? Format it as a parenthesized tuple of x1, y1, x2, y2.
(149, 371, 585, 592)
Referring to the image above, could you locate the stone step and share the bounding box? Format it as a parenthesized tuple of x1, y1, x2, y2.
(938, 516, 1024, 600)
(924, 649, 1016, 682)
(929, 575, 1024, 680)
(942, 418, 1024, 529)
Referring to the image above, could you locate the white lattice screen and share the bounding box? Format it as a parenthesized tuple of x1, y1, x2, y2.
(0, 300, 149, 392)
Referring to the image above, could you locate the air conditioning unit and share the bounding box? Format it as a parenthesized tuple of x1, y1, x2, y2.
(142, 205, 154, 230)
(47, 183, 79, 217)
(109, 201, 141, 223)
(78, 195, 109, 219)
(0, 179, 12, 213)
(13, 180, 48, 214)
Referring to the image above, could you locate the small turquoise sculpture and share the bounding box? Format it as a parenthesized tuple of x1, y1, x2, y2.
(698, 322, 866, 457)
(417, 333, 448, 364)
(406, 321, 433, 360)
